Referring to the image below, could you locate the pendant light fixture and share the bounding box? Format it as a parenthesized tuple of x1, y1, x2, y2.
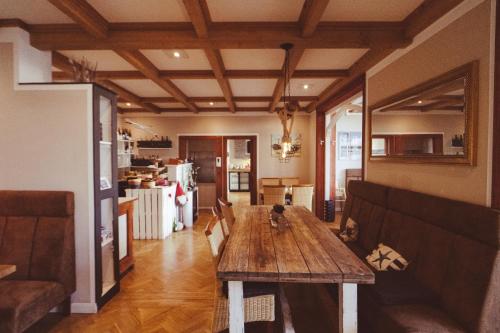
(277, 43, 298, 162)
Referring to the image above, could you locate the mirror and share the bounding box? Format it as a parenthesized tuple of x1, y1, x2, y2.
(368, 61, 478, 165)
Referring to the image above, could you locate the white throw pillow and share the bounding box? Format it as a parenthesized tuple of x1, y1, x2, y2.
(366, 243, 408, 271)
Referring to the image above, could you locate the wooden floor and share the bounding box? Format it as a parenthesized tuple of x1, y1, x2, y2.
(227, 191, 250, 207)
(30, 212, 341, 333)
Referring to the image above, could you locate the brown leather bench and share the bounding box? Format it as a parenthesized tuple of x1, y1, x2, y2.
(339, 181, 500, 333)
(0, 191, 75, 333)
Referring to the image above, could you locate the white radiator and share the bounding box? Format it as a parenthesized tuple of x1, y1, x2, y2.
(125, 186, 176, 239)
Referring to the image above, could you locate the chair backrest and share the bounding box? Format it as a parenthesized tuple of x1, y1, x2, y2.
(263, 186, 286, 205)
(260, 178, 280, 186)
(292, 185, 314, 211)
(204, 216, 226, 265)
(212, 205, 230, 237)
(280, 177, 300, 187)
(218, 198, 235, 230)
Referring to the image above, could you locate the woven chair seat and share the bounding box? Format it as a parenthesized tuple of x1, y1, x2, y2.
(212, 294, 275, 332)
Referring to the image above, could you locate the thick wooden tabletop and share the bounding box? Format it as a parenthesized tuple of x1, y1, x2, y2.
(0, 265, 16, 279)
(217, 206, 374, 284)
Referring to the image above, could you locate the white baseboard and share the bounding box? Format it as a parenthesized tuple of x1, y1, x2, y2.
(71, 302, 98, 314)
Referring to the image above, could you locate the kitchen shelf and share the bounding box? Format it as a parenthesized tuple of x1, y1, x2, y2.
(100, 141, 112, 145)
(137, 147, 171, 150)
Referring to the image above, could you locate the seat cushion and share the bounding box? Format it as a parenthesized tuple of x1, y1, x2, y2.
(377, 304, 465, 333)
(364, 271, 436, 305)
(0, 280, 66, 333)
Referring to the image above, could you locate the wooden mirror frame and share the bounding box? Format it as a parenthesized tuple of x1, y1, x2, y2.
(367, 61, 479, 165)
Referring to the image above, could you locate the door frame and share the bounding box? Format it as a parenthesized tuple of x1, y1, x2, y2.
(492, 0, 500, 209)
(222, 136, 258, 205)
(178, 135, 224, 203)
(316, 75, 366, 219)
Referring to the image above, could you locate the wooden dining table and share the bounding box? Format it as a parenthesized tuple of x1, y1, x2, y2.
(0, 265, 16, 279)
(217, 205, 374, 333)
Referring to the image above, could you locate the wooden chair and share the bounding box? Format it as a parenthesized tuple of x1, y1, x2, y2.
(204, 217, 276, 332)
(212, 206, 230, 238)
(263, 186, 287, 206)
(280, 177, 300, 187)
(218, 198, 235, 230)
(259, 178, 280, 204)
(292, 185, 314, 211)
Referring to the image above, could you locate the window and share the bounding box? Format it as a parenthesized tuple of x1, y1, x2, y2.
(338, 132, 362, 160)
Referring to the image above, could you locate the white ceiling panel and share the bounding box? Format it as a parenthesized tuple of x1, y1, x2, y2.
(141, 50, 212, 70)
(171, 79, 223, 97)
(59, 51, 137, 71)
(87, 0, 190, 22)
(112, 79, 171, 97)
(0, 0, 73, 24)
(289, 78, 336, 96)
(196, 102, 229, 108)
(229, 79, 278, 97)
(236, 102, 270, 107)
(209, 0, 305, 22)
(118, 102, 140, 108)
(322, 0, 424, 21)
(221, 49, 284, 70)
(297, 49, 368, 69)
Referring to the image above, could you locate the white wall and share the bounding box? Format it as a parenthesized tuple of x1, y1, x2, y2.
(120, 115, 314, 183)
(0, 42, 97, 313)
(0, 28, 51, 83)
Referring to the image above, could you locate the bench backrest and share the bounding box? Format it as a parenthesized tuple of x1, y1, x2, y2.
(342, 181, 500, 333)
(0, 191, 75, 294)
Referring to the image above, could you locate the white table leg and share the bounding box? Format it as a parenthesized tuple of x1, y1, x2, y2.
(228, 281, 244, 333)
(339, 283, 357, 333)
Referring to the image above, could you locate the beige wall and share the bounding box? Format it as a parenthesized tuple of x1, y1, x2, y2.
(120, 115, 315, 183)
(0, 43, 96, 311)
(366, 1, 493, 205)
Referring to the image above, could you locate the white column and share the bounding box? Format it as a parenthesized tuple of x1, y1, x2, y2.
(339, 283, 357, 333)
(228, 281, 245, 333)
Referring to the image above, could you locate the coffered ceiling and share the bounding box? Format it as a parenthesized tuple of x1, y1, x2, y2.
(0, 0, 463, 114)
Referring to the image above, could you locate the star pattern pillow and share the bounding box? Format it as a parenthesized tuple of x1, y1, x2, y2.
(339, 217, 359, 242)
(366, 243, 408, 271)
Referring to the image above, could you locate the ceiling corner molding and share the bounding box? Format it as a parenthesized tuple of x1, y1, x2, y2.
(367, 0, 487, 78)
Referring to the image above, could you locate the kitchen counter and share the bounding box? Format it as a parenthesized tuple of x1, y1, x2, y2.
(228, 169, 250, 173)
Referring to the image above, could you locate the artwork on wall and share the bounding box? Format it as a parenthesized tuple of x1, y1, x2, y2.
(271, 134, 302, 158)
(338, 131, 362, 160)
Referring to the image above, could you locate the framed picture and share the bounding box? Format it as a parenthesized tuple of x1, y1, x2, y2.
(100, 177, 111, 190)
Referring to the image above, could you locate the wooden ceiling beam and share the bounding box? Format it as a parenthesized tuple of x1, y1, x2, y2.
(115, 50, 198, 112)
(30, 22, 410, 50)
(47, 0, 108, 38)
(121, 107, 309, 113)
(183, 0, 236, 112)
(52, 69, 350, 80)
(308, 0, 465, 113)
(51, 51, 160, 113)
(135, 96, 318, 103)
(300, 0, 330, 37)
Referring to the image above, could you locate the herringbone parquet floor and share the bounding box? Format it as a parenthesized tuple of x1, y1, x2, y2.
(29, 211, 340, 333)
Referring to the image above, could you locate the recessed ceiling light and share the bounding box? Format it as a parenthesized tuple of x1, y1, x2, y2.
(303, 84, 310, 90)
(209, 102, 214, 106)
(126, 102, 131, 107)
(417, 100, 423, 104)
(164, 50, 189, 59)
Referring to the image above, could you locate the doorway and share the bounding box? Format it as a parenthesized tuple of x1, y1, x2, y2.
(325, 92, 364, 217)
(318, 77, 366, 222)
(222, 136, 258, 205)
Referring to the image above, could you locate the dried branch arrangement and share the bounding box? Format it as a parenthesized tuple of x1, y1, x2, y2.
(69, 57, 97, 82)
